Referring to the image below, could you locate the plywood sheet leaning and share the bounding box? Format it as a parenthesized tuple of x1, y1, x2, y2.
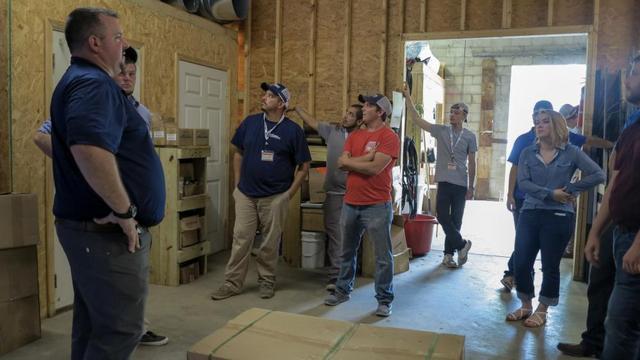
(316, 0, 347, 122)
(249, 0, 277, 114)
(467, 0, 502, 30)
(554, 0, 594, 26)
(426, 0, 461, 32)
(349, 0, 385, 99)
(511, 0, 547, 28)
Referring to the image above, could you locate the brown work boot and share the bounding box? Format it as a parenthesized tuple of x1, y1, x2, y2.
(210, 283, 240, 300)
(259, 282, 275, 299)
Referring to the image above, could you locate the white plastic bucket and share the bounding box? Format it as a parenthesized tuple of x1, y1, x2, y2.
(301, 231, 325, 269)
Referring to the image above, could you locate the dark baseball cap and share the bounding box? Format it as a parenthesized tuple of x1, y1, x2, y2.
(358, 94, 393, 119)
(124, 47, 138, 64)
(533, 100, 553, 114)
(260, 82, 290, 108)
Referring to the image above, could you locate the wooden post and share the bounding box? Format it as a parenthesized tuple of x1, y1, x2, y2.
(309, 0, 317, 115)
(420, 0, 427, 32)
(476, 58, 497, 200)
(460, 0, 467, 31)
(547, 0, 555, 26)
(275, 0, 283, 82)
(502, 0, 512, 29)
(342, 0, 352, 112)
(380, 0, 388, 92)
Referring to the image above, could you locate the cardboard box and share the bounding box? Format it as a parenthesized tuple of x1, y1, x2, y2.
(301, 208, 324, 232)
(152, 127, 166, 146)
(180, 261, 201, 284)
(0, 193, 39, 250)
(0, 246, 40, 355)
(180, 216, 201, 248)
(308, 167, 326, 203)
(0, 247, 38, 302)
(188, 308, 465, 360)
(178, 128, 195, 146)
(362, 224, 409, 278)
(0, 295, 41, 356)
(194, 129, 210, 146)
(165, 125, 179, 146)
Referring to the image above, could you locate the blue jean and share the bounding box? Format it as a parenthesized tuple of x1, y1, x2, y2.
(601, 227, 640, 360)
(513, 209, 574, 306)
(505, 197, 524, 277)
(335, 202, 394, 305)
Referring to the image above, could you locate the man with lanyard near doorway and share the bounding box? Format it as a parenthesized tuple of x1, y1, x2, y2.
(403, 84, 477, 269)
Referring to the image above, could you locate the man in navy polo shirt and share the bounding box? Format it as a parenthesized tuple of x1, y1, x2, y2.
(50, 8, 165, 359)
(34, 47, 169, 347)
(211, 82, 311, 300)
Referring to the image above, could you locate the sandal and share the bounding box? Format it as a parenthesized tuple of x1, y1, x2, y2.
(506, 307, 532, 321)
(523, 311, 547, 328)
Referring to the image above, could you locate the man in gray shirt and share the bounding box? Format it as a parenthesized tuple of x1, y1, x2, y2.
(404, 85, 477, 268)
(293, 104, 363, 290)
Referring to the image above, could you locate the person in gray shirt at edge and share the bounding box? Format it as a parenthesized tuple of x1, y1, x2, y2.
(292, 104, 363, 291)
(403, 83, 476, 269)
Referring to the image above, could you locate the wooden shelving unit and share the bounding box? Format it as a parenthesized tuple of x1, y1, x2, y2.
(150, 146, 211, 286)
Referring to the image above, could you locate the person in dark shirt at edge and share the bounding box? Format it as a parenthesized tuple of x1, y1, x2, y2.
(49, 7, 165, 359)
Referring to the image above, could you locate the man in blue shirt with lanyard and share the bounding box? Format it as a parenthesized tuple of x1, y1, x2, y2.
(34, 47, 169, 347)
(211, 82, 311, 300)
(49, 8, 165, 359)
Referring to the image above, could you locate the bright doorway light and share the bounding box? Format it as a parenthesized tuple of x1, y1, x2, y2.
(504, 64, 587, 198)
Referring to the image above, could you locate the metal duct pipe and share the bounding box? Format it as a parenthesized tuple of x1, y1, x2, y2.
(198, 0, 249, 23)
(161, 0, 200, 13)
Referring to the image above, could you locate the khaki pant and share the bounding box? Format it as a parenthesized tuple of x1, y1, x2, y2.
(224, 188, 290, 291)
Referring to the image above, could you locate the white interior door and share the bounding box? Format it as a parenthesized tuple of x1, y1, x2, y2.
(52, 30, 73, 310)
(178, 61, 229, 253)
(51, 32, 142, 309)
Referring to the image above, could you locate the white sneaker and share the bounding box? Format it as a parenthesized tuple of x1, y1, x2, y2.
(442, 254, 458, 268)
(458, 240, 472, 266)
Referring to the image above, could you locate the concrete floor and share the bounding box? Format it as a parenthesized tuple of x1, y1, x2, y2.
(3, 250, 590, 360)
(4, 201, 590, 359)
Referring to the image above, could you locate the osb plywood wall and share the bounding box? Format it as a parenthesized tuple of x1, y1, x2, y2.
(246, 0, 637, 121)
(0, 0, 8, 194)
(9, 0, 237, 317)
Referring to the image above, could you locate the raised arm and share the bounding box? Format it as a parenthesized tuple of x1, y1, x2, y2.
(292, 106, 319, 131)
(402, 83, 433, 133)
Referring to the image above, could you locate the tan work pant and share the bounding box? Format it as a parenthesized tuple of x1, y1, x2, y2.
(224, 188, 290, 291)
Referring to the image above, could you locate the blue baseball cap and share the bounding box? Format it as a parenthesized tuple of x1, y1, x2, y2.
(533, 100, 553, 114)
(260, 82, 290, 108)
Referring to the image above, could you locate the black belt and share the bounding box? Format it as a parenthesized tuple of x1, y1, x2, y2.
(56, 219, 124, 233)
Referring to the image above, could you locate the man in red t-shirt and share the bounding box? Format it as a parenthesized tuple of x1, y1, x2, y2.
(324, 94, 400, 317)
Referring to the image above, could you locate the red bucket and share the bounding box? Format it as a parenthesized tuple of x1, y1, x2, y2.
(403, 214, 438, 256)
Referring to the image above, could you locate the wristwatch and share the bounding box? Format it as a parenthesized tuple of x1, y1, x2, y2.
(113, 204, 137, 219)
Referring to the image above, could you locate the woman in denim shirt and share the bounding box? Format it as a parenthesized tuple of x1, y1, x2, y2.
(506, 110, 605, 327)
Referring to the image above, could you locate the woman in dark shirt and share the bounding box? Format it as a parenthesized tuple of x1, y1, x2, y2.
(506, 110, 605, 327)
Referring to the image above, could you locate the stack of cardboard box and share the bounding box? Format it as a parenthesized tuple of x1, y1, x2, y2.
(0, 193, 41, 355)
(151, 115, 210, 147)
(188, 308, 465, 359)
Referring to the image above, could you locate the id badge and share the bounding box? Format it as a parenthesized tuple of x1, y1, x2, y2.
(261, 150, 275, 162)
(447, 162, 457, 171)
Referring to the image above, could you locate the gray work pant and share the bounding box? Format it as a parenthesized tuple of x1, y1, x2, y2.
(56, 220, 150, 360)
(324, 193, 344, 281)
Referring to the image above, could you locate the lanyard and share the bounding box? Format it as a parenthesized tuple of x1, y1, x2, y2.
(449, 127, 463, 155)
(263, 113, 285, 143)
